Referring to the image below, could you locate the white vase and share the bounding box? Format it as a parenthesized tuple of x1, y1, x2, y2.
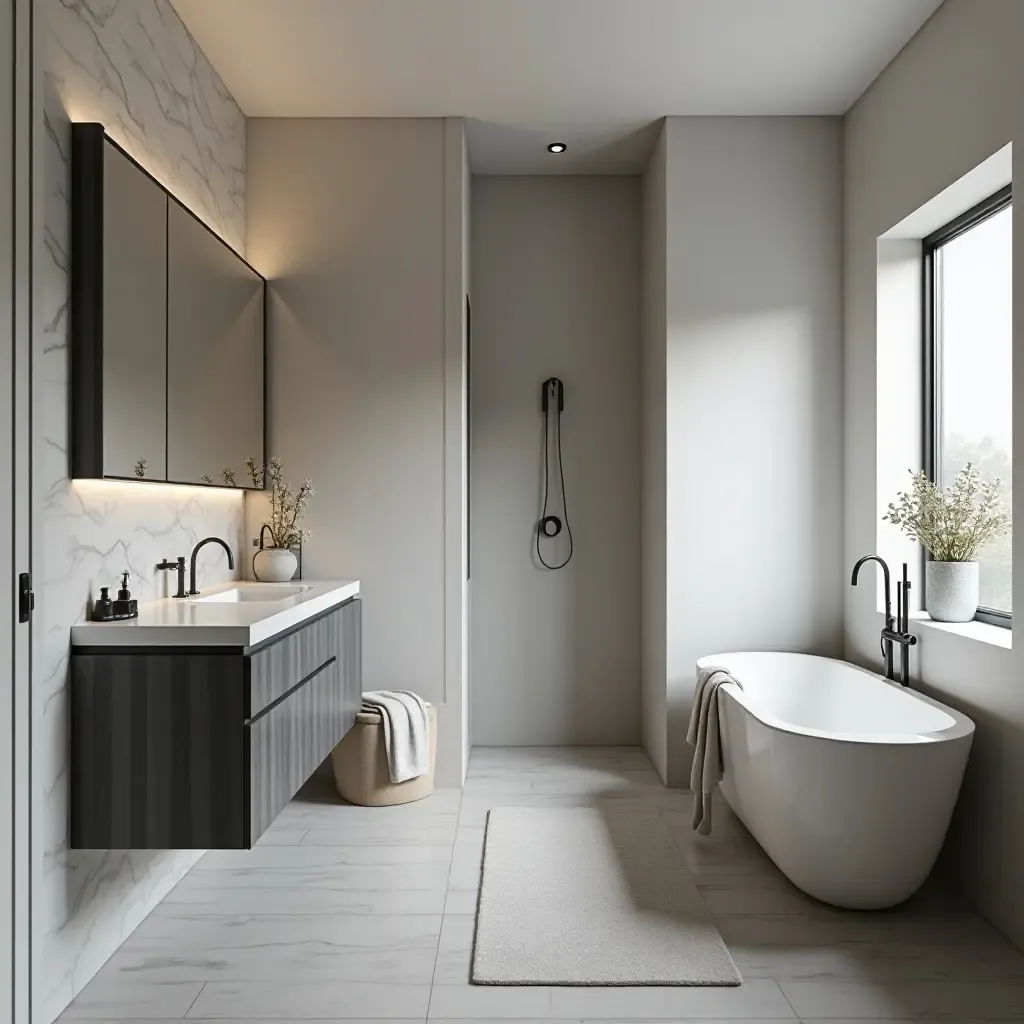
(925, 561, 979, 623)
(253, 547, 298, 583)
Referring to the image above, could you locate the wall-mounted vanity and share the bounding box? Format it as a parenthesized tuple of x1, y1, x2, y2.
(70, 123, 265, 488)
(70, 581, 362, 850)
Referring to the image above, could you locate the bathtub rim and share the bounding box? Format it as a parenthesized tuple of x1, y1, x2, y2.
(696, 651, 975, 746)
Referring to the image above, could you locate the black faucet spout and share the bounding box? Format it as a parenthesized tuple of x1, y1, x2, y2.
(850, 554, 893, 627)
(851, 554, 896, 681)
(188, 536, 235, 596)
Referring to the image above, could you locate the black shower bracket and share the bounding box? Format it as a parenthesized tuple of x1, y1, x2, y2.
(541, 377, 564, 414)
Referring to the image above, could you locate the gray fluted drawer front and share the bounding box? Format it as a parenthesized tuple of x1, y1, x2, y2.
(248, 605, 342, 717)
(249, 659, 341, 842)
(248, 599, 362, 842)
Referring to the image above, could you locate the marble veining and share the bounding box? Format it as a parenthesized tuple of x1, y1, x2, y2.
(37, 2, 247, 1020)
(47, 0, 245, 251)
(56, 747, 1024, 1022)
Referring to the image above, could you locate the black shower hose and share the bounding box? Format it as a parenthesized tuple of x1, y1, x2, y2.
(537, 388, 573, 571)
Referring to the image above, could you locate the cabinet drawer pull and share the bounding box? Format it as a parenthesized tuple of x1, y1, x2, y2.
(246, 656, 336, 726)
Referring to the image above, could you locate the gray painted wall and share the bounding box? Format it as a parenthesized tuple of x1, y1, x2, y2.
(470, 176, 641, 745)
(246, 118, 452, 711)
(660, 116, 845, 785)
(641, 126, 668, 780)
(844, 0, 1024, 949)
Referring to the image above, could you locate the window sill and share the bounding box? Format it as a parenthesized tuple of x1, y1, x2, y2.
(909, 610, 1012, 650)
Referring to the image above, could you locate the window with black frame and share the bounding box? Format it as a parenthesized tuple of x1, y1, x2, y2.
(924, 185, 1012, 624)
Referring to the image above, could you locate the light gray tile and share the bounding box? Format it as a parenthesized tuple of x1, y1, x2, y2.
(183, 845, 454, 894)
(547, 983, 796, 1016)
(158, 887, 448, 916)
(717, 915, 1024, 982)
(461, 768, 665, 796)
(697, 879, 810, 917)
(301, 820, 458, 846)
(57, 979, 204, 1019)
(716, 910, 1009, 949)
(433, 1021, 794, 1024)
(102, 913, 442, 984)
(274, 789, 462, 829)
(734, 940, 1024, 982)
(468, 746, 655, 772)
(798, 1020, 998, 1024)
(188, 980, 431, 1018)
(432, 915, 476, 986)
(448, 839, 485, 891)
(779, 979, 1024, 1019)
(427, 978, 794, 1019)
(255, 829, 308, 846)
(198, 844, 454, 869)
(442, 889, 479, 916)
(170, 862, 453, 893)
(456, 794, 592, 827)
(457, 790, 690, 828)
(666, 825, 776, 879)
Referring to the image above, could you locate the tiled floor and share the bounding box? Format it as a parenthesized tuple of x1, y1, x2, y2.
(59, 746, 1024, 1022)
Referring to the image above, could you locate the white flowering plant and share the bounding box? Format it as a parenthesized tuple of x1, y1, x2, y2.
(246, 456, 315, 549)
(883, 464, 1010, 562)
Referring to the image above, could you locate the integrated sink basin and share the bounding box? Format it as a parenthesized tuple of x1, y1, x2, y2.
(71, 578, 360, 649)
(197, 585, 311, 603)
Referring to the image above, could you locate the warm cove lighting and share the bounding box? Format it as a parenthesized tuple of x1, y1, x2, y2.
(547, 142, 567, 154)
(71, 478, 245, 501)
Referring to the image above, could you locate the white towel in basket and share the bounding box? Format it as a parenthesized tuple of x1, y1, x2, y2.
(361, 690, 430, 783)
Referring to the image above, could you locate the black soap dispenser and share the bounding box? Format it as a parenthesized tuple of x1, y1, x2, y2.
(112, 571, 138, 620)
(93, 586, 114, 621)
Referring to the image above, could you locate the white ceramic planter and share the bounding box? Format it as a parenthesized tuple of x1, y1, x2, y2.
(253, 547, 298, 583)
(925, 560, 979, 623)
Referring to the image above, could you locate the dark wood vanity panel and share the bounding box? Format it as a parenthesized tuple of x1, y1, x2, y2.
(71, 598, 362, 850)
(71, 650, 247, 849)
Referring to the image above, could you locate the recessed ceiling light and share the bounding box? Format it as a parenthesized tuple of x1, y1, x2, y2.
(547, 142, 567, 154)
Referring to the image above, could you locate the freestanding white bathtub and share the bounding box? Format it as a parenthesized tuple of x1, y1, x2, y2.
(696, 652, 975, 910)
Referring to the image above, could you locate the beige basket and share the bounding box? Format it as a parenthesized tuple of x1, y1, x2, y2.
(331, 703, 437, 806)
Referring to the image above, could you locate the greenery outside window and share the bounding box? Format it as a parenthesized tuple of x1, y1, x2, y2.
(923, 185, 1012, 625)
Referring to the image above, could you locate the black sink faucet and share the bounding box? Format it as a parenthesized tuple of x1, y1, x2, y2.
(188, 536, 235, 597)
(156, 556, 187, 599)
(850, 554, 917, 686)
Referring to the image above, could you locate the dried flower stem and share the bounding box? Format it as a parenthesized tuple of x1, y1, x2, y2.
(883, 464, 1010, 561)
(245, 457, 315, 549)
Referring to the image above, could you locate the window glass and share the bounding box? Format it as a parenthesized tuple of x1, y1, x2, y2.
(935, 204, 1012, 614)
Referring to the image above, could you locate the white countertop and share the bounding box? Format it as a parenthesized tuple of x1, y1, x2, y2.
(71, 579, 360, 649)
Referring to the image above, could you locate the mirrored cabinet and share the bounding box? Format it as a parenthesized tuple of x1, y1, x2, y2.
(71, 123, 265, 488)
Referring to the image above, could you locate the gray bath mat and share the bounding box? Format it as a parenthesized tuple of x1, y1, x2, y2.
(472, 805, 741, 986)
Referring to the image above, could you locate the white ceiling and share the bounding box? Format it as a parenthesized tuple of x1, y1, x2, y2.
(171, 0, 943, 173)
